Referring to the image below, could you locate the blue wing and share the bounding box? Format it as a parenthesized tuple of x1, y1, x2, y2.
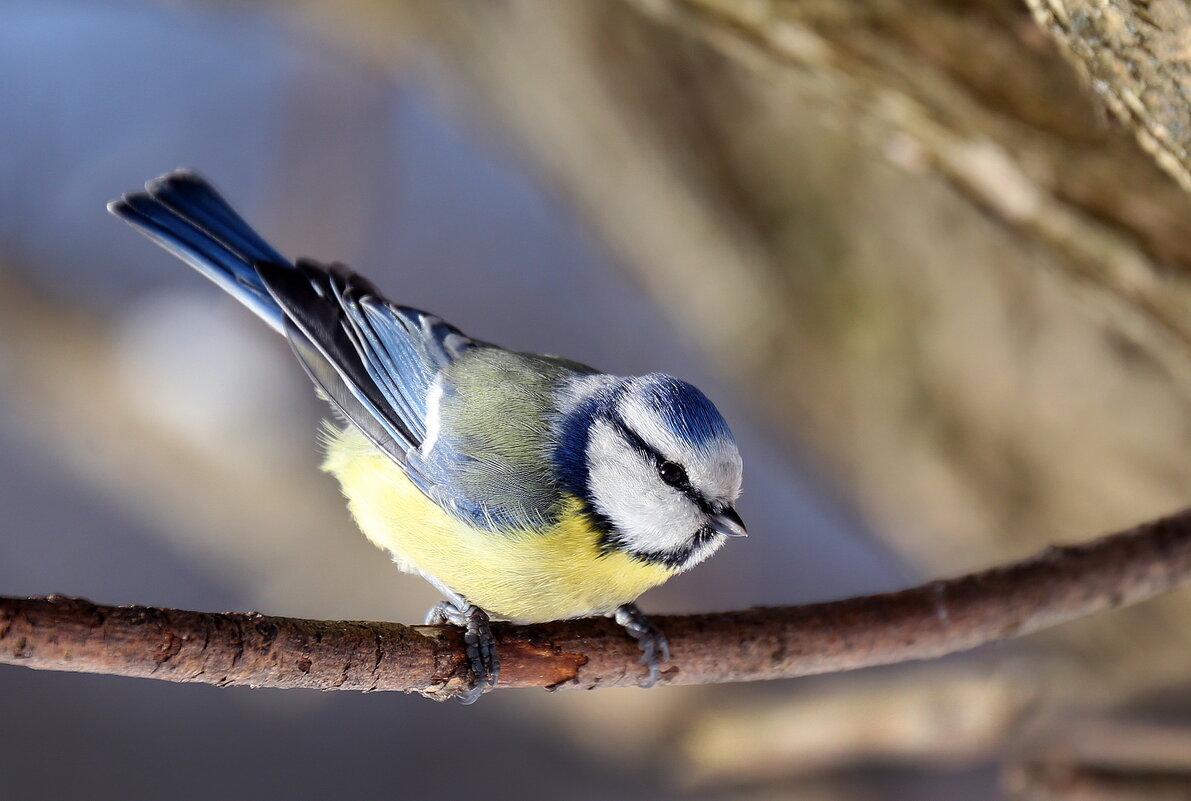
(343, 294, 476, 444)
(108, 170, 477, 467)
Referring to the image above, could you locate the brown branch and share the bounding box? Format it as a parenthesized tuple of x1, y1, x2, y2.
(3, 507, 1191, 700)
(1004, 717, 1191, 799)
(1026, 0, 1191, 196)
(1006, 761, 1191, 801)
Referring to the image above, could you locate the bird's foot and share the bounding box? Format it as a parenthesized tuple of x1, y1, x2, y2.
(426, 600, 499, 704)
(614, 603, 671, 688)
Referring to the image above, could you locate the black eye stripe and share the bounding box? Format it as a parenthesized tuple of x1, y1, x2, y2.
(609, 414, 715, 514)
(610, 414, 656, 460)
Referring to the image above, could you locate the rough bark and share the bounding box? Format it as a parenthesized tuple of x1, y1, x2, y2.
(1027, 0, 1191, 195)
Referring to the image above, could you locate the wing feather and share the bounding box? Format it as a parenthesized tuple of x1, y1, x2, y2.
(111, 170, 573, 533)
(257, 257, 480, 465)
(255, 260, 419, 458)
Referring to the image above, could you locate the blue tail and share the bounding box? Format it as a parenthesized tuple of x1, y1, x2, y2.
(108, 170, 290, 333)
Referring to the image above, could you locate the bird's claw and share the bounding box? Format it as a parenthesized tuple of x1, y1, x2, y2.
(614, 603, 671, 688)
(426, 600, 499, 704)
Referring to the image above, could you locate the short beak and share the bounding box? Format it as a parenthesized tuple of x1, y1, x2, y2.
(709, 507, 747, 538)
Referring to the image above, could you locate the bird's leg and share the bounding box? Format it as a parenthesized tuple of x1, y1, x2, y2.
(425, 599, 499, 704)
(614, 603, 671, 688)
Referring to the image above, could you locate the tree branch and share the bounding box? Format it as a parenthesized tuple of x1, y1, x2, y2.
(1007, 761, 1191, 801)
(3, 507, 1191, 700)
(1026, 0, 1191, 196)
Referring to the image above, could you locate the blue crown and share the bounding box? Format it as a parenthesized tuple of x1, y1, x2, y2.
(634, 374, 733, 449)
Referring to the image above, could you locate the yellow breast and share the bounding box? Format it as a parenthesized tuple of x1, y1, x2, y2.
(321, 425, 676, 622)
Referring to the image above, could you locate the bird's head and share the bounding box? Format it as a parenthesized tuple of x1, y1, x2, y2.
(556, 373, 745, 571)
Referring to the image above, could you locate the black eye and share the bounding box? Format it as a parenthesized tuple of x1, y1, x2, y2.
(658, 460, 688, 488)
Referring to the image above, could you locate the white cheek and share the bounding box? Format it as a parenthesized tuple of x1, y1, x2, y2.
(586, 420, 703, 553)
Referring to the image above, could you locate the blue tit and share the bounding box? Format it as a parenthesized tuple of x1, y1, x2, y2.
(109, 170, 746, 702)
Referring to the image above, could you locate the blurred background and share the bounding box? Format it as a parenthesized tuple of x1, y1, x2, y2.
(3, 1, 1191, 799)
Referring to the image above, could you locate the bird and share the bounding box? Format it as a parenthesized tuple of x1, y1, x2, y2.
(108, 170, 746, 703)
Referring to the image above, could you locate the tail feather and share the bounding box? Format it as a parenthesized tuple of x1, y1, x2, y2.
(145, 170, 288, 268)
(108, 171, 287, 332)
(108, 169, 477, 472)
